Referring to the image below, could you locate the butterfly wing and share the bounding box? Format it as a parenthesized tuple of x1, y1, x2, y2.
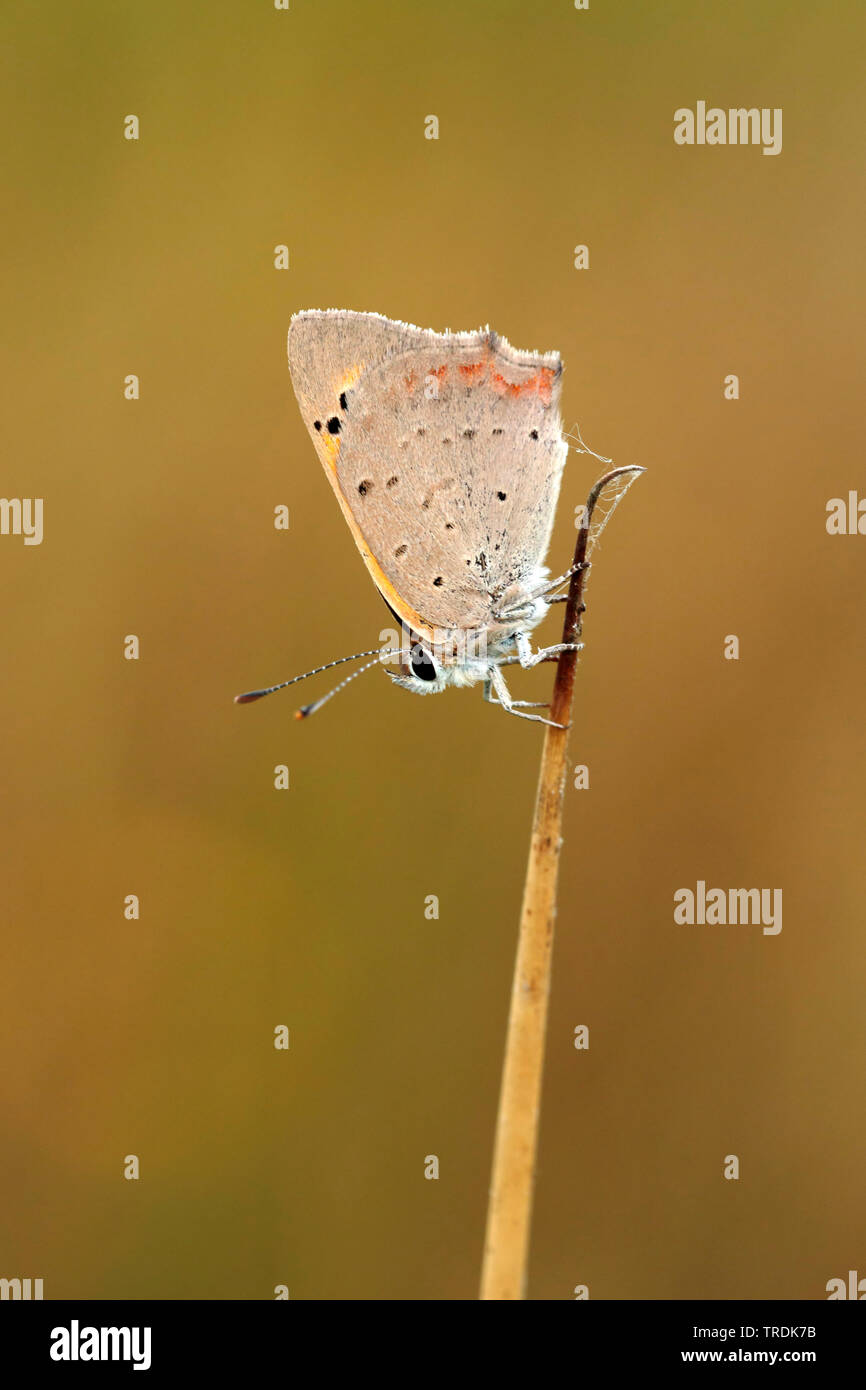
(287, 310, 567, 638)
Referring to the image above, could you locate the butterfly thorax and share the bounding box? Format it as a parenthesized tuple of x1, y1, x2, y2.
(387, 569, 551, 695)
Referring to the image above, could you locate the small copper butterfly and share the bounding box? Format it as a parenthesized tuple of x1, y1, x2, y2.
(236, 311, 584, 724)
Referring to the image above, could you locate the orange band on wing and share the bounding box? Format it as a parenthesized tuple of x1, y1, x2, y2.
(314, 433, 433, 641)
(489, 364, 556, 405)
(458, 351, 556, 405)
(322, 434, 341, 470)
(339, 363, 365, 395)
(320, 362, 367, 472)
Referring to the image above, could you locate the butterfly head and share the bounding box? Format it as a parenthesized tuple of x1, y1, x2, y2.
(386, 625, 513, 695)
(386, 636, 444, 694)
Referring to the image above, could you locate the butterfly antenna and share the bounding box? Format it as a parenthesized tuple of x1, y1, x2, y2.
(295, 654, 389, 721)
(234, 648, 397, 705)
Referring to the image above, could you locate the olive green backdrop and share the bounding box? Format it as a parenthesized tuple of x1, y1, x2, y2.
(1, 0, 864, 1299)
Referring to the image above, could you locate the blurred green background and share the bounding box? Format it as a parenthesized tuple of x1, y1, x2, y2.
(1, 0, 864, 1299)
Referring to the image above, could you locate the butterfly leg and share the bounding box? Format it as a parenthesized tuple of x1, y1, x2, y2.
(496, 653, 560, 668)
(514, 632, 583, 669)
(483, 683, 550, 710)
(486, 667, 567, 728)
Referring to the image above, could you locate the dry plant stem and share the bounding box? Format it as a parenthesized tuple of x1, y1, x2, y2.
(480, 467, 641, 1301)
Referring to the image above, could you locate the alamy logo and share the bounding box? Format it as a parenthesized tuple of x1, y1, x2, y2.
(0, 497, 43, 545)
(826, 492, 866, 535)
(0, 1276, 43, 1299)
(674, 103, 782, 156)
(674, 881, 782, 935)
(50, 1320, 152, 1371)
(826, 1270, 866, 1299)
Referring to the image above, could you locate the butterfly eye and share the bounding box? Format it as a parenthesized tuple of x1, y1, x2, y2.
(410, 646, 437, 682)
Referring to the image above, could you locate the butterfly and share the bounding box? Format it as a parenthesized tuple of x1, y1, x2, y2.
(236, 311, 584, 724)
